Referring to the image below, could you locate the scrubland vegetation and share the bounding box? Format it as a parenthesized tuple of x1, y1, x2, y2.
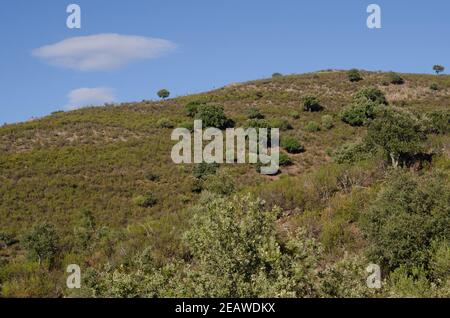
(0, 70, 449, 297)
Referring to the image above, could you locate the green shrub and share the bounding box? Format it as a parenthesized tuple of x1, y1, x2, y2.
(360, 171, 450, 272)
(289, 111, 300, 119)
(268, 118, 293, 131)
(203, 170, 236, 196)
(245, 119, 270, 129)
(333, 142, 373, 164)
(355, 87, 388, 105)
(196, 104, 233, 129)
(340, 99, 377, 126)
(272, 72, 283, 78)
(179, 121, 194, 132)
(302, 95, 323, 112)
(425, 110, 450, 134)
(279, 152, 293, 166)
(22, 223, 59, 266)
(247, 108, 264, 119)
(281, 137, 304, 154)
(184, 194, 323, 297)
(347, 69, 363, 82)
(429, 83, 439, 91)
(156, 118, 174, 128)
(321, 115, 334, 130)
(388, 72, 404, 85)
(133, 194, 157, 208)
(306, 121, 320, 132)
(185, 101, 202, 117)
(157, 89, 170, 99)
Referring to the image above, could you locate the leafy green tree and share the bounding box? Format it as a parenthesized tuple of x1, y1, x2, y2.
(272, 72, 283, 78)
(347, 69, 363, 82)
(22, 223, 59, 266)
(433, 65, 445, 74)
(157, 89, 170, 99)
(366, 108, 426, 167)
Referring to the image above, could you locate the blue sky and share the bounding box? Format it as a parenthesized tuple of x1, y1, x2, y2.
(0, 0, 449, 124)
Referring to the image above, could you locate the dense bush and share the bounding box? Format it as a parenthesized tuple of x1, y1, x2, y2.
(355, 87, 388, 105)
(281, 137, 304, 154)
(425, 110, 450, 134)
(272, 73, 283, 78)
(185, 101, 202, 117)
(333, 142, 374, 164)
(203, 170, 236, 196)
(340, 99, 377, 126)
(196, 104, 233, 129)
(302, 96, 323, 112)
(360, 171, 450, 272)
(347, 69, 363, 82)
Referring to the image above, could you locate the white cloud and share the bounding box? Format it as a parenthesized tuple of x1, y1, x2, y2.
(33, 33, 176, 71)
(65, 87, 116, 110)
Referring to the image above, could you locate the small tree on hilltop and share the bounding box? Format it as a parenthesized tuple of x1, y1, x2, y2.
(157, 89, 170, 99)
(433, 65, 445, 75)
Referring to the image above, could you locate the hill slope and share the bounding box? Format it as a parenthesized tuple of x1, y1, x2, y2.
(0, 70, 449, 297)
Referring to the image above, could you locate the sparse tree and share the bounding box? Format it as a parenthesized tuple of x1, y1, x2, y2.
(433, 65, 445, 75)
(157, 89, 170, 99)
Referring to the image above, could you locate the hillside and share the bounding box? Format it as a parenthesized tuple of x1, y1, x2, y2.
(0, 70, 449, 297)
